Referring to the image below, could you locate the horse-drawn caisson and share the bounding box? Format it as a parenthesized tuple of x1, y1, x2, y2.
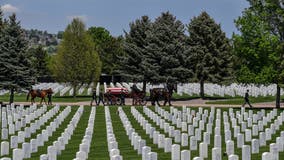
(103, 86, 147, 105)
(103, 82, 177, 106)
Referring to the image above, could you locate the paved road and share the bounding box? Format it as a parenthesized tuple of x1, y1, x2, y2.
(11, 98, 284, 108)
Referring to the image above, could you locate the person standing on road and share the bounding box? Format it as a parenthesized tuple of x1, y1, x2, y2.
(242, 89, 253, 108)
(120, 88, 125, 105)
(96, 89, 105, 106)
(90, 89, 97, 106)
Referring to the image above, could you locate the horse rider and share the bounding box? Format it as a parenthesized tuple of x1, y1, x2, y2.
(132, 82, 140, 93)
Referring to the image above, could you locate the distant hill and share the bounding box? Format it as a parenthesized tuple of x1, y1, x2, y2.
(23, 29, 63, 54)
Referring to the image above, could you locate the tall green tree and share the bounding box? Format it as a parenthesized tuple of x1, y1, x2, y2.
(187, 12, 233, 99)
(146, 12, 192, 83)
(27, 45, 51, 77)
(88, 27, 124, 75)
(50, 18, 101, 97)
(0, 13, 34, 104)
(234, 0, 284, 108)
(119, 15, 152, 91)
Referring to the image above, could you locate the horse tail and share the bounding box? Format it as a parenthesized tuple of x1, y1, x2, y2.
(26, 90, 30, 101)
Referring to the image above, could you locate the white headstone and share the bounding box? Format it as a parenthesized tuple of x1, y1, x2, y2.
(12, 148, 23, 160)
(142, 146, 151, 160)
(1, 141, 9, 156)
(22, 142, 31, 158)
(190, 136, 197, 150)
(199, 142, 208, 158)
(262, 152, 272, 160)
(212, 147, 221, 160)
(245, 129, 252, 142)
(76, 151, 87, 160)
(10, 136, 18, 149)
(214, 135, 222, 148)
(164, 138, 172, 153)
(270, 143, 279, 160)
(171, 144, 180, 160)
(237, 134, 244, 148)
(147, 152, 157, 160)
(181, 133, 188, 146)
(226, 140, 234, 156)
(242, 145, 250, 160)
(47, 146, 56, 160)
(174, 130, 181, 143)
(259, 132, 266, 146)
(2, 128, 8, 140)
(181, 150, 190, 160)
(228, 154, 239, 160)
(138, 139, 146, 154)
(251, 139, 259, 154)
(111, 155, 123, 160)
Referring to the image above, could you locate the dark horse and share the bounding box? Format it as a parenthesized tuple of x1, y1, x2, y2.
(130, 89, 147, 106)
(26, 88, 53, 105)
(150, 83, 177, 106)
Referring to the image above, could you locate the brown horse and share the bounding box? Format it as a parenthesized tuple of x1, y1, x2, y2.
(26, 88, 53, 105)
(150, 83, 177, 106)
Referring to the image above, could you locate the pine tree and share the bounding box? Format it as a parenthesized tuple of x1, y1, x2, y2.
(119, 15, 152, 91)
(50, 18, 101, 97)
(146, 11, 192, 83)
(0, 13, 34, 104)
(187, 12, 233, 99)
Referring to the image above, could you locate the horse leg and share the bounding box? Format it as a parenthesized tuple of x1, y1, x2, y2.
(40, 98, 43, 105)
(156, 97, 160, 106)
(43, 98, 47, 105)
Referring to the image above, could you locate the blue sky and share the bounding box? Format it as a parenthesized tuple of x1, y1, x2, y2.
(1, 0, 249, 37)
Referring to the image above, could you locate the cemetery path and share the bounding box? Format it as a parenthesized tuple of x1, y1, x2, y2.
(12, 98, 284, 108)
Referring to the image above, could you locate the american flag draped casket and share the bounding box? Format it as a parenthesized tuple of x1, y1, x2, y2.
(105, 87, 129, 95)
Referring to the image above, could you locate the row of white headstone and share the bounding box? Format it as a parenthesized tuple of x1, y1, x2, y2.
(118, 107, 160, 160)
(0, 105, 69, 160)
(73, 107, 96, 160)
(104, 106, 123, 160)
(39, 105, 84, 160)
(1, 104, 58, 154)
(150, 105, 284, 160)
(131, 106, 191, 160)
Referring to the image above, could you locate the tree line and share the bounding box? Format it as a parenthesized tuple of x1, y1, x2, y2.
(1, 0, 284, 108)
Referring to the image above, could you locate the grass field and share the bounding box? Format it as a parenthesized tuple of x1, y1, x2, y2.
(1, 105, 284, 159)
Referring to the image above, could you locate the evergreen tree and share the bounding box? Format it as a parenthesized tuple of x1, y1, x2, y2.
(187, 12, 233, 99)
(146, 11, 192, 83)
(50, 18, 101, 97)
(119, 15, 152, 91)
(0, 13, 34, 104)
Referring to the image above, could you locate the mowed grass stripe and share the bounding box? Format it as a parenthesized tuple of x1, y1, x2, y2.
(57, 106, 91, 160)
(123, 106, 171, 160)
(29, 106, 79, 159)
(110, 106, 141, 160)
(89, 106, 108, 160)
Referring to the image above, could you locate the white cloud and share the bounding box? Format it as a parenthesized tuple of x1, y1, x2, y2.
(67, 15, 88, 22)
(1, 4, 19, 13)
